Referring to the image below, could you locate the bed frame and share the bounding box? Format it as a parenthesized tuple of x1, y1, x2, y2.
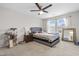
(33, 37, 60, 47)
(30, 27, 60, 47)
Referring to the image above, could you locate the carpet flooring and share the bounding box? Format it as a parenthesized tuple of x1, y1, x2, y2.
(0, 41, 79, 56)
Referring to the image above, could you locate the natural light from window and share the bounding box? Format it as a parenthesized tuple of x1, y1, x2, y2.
(47, 18, 67, 33)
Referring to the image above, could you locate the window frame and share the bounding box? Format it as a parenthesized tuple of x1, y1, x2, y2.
(47, 18, 67, 33)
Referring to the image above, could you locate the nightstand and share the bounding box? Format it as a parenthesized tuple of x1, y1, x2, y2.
(24, 33, 33, 43)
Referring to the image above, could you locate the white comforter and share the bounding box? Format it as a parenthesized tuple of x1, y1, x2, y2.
(33, 32, 59, 42)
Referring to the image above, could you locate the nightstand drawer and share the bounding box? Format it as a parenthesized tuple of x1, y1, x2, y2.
(24, 34, 33, 43)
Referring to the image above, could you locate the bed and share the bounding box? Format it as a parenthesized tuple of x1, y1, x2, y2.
(30, 27, 60, 47)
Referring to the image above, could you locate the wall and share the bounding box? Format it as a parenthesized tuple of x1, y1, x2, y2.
(66, 11, 79, 41)
(42, 19, 47, 32)
(42, 11, 79, 41)
(0, 7, 42, 32)
(0, 6, 42, 47)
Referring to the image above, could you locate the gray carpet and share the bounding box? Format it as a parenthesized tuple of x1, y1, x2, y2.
(0, 41, 79, 56)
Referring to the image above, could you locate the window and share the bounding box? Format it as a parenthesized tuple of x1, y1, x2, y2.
(47, 19, 56, 33)
(47, 18, 67, 33)
(47, 20, 56, 26)
(57, 18, 67, 27)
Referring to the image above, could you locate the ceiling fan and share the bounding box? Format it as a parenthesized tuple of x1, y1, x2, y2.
(30, 3, 52, 15)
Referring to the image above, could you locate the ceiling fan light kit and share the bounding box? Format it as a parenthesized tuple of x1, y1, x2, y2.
(39, 11, 44, 15)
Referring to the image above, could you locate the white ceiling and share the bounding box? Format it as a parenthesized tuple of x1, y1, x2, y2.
(0, 3, 79, 19)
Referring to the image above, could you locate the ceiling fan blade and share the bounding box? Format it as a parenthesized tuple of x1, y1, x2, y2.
(35, 3, 41, 10)
(43, 11, 48, 13)
(30, 10, 40, 12)
(42, 4, 52, 10)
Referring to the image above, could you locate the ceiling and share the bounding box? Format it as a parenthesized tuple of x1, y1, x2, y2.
(0, 3, 79, 19)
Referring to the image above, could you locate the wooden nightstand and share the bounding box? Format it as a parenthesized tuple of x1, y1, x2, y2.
(24, 33, 33, 43)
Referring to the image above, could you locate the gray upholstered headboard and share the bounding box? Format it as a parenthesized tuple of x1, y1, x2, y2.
(30, 27, 42, 33)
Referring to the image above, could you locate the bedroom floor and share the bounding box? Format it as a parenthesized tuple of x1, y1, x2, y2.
(0, 40, 79, 56)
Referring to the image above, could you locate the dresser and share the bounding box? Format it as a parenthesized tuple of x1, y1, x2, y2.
(24, 33, 33, 43)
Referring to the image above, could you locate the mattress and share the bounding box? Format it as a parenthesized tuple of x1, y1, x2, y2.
(33, 32, 59, 42)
